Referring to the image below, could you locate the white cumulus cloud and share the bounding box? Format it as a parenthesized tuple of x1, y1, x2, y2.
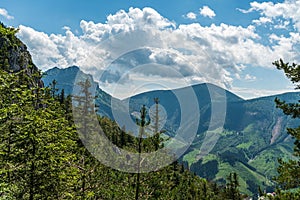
(199, 6, 216, 19)
(252, 17, 272, 25)
(185, 12, 197, 20)
(0, 8, 14, 20)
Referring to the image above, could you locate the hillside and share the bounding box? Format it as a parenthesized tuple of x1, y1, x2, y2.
(43, 66, 300, 195)
(124, 83, 299, 195)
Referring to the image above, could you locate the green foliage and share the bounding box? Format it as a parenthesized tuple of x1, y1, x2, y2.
(0, 23, 21, 64)
(273, 59, 300, 89)
(223, 172, 242, 200)
(0, 70, 78, 199)
(0, 23, 18, 36)
(272, 59, 300, 197)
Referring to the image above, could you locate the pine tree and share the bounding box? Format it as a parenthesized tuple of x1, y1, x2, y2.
(151, 98, 164, 151)
(71, 77, 116, 199)
(135, 105, 150, 200)
(60, 88, 65, 104)
(224, 172, 242, 200)
(49, 79, 58, 98)
(273, 59, 300, 196)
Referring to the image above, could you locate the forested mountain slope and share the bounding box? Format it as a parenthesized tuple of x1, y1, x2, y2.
(43, 65, 300, 195)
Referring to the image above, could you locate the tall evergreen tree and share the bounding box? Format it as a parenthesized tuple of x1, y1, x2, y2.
(224, 172, 242, 200)
(135, 105, 150, 200)
(273, 59, 300, 196)
(49, 79, 58, 98)
(72, 78, 98, 199)
(151, 98, 163, 151)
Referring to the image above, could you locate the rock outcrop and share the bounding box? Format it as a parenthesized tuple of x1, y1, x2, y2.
(0, 22, 43, 87)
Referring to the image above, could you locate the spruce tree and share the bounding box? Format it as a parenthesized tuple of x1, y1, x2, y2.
(224, 172, 241, 200)
(152, 98, 163, 151)
(273, 59, 300, 196)
(135, 105, 150, 200)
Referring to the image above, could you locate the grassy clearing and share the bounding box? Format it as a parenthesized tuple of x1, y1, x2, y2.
(237, 141, 253, 150)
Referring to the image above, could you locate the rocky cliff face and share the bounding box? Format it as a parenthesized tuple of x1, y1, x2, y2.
(0, 23, 43, 87)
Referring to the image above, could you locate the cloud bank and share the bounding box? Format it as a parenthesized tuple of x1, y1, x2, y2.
(16, 4, 300, 98)
(240, 0, 300, 30)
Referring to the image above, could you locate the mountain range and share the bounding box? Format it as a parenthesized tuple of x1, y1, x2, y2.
(42, 66, 300, 195)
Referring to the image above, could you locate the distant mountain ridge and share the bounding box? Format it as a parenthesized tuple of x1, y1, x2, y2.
(43, 66, 115, 118)
(42, 66, 300, 195)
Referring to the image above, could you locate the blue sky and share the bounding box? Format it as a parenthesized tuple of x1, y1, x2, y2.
(1, 0, 299, 99)
(0, 0, 275, 33)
